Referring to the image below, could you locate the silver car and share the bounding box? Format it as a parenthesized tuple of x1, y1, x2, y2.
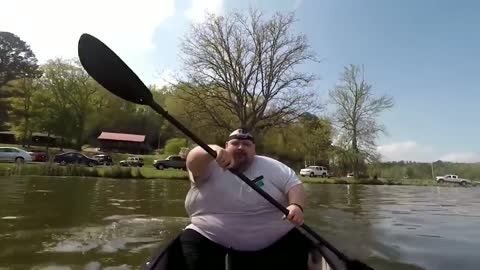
(0, 147, 33, 163)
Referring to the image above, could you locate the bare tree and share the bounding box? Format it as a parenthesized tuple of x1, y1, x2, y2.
(329, 64, 393, 178)
(178, 8, 319, 133)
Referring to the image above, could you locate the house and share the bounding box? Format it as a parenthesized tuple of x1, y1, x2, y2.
(30, 132, 63, 146)
(0, 131, 65, 147)
(0, 131, 16, 144)
(97, 131, 149, 154)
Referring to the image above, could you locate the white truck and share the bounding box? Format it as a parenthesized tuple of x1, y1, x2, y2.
(119, 156, 144, 167)
(300, 166, 328, 178)
(435, 174, 471, 186)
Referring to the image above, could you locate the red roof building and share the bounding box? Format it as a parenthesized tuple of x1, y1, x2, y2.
(97, 132, 145, 142)
(97, 132, 149, 154)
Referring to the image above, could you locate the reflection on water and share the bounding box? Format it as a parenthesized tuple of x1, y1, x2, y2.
(0, 176, 191, 269)
(303, 184, 480, 270)
(0, 176, 479, 269)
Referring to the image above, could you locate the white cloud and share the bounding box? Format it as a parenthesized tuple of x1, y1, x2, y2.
(439, 152, 480, 163)
(1, 0, 175, 63)
(377, 140, 435, 162)
(378, 141, 480, 163)
(185, 0, 223, 22)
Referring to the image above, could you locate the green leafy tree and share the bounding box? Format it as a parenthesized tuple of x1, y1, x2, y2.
(258, 115, 333, 170)
(85, 86, 179, 151)
(6, 77, 42, 145)
(30, 86, 76, 150)
(162, 85, 228, 144)
(40, 58, 100, 149)
(297, 113, 332, 166)
(0, 32, 41, 129)
(164, 138, 188, 155)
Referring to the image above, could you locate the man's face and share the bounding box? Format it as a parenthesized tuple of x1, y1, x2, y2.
(225, 138, 256, 171)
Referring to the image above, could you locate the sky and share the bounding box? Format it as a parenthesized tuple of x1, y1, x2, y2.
(2, 0, 479, 163)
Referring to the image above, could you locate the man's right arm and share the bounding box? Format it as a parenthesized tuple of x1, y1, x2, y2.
(186, 144, 222, 183)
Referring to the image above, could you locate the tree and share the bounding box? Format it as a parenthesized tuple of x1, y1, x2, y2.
(30, 86, 75, 150)
(40, 58, 100, 149)
(6, 77, 42, 145)
(0, 32, 41, 129)
(0, 32, 40, 88)
(85, 86, 180, 151)
(256, 113, 332, 170)
(299, 115, 332, 166)
(179, 8, 319, 133)
(164, 138, 188, 155)
(329, 64, 394, 178)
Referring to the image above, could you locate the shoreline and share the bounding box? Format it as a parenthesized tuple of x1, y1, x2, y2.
(2, 162, 475, 187)
(301, 177, 434, 186)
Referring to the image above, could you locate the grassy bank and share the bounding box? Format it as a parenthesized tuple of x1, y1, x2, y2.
(301, 176, 444, 186)
(0, 162, 189, 180)
(1, 162, 463, 186)
(0, 143, 166, 166)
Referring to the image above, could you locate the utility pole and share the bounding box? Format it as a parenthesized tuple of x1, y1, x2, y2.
(431, 162, 435, 180)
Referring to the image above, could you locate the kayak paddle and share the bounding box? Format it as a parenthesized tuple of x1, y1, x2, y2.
(77, 33, 373, 270)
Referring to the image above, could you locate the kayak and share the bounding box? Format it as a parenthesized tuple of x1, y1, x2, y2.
(140, 229, 341, 270)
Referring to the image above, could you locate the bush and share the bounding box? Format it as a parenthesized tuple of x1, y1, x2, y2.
(359, 178, 384, 185)
(3, 162, 147, 179)
(385, 179, 396, 185)
(164, 138, 188, 155)
(102, 165, 145, 179)
(334, 179, 348, 184)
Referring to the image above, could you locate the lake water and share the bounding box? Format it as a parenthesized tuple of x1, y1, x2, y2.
(0, 176, 479, 269)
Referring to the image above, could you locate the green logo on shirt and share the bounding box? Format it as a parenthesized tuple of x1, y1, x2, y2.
(252, 176, 265, 188)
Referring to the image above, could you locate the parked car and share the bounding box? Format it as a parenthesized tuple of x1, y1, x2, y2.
(93, 154, 113, 165)
(119, 156, 144, 167)
(300, 166, 328, 177)
(153, 155, 186, 170)
(436, 174, 472, 186)
(53, 152, 100, 167)
(28, 150, 48, 162)
(0, 147, 32, 163)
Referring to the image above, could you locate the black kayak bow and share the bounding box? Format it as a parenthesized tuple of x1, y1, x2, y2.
(77, 33, 374, 270)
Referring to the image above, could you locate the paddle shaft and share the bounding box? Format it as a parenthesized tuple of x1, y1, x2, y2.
(148, 101, 351, 265)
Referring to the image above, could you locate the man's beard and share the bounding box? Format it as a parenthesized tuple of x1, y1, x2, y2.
(232, 151, 252, 172)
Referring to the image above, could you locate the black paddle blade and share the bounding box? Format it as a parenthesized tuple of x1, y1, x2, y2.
(77, 33, 153, 105)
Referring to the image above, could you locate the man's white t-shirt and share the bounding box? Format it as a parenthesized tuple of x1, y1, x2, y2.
(184, 155, 302, 251)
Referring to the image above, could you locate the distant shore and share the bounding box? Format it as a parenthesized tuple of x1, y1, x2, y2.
(301, 177, 432, 186)
(2, 162, 475, 187)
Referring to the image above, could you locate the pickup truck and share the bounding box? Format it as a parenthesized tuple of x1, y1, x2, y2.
(119, 156, 144, 167)
(436, 174, 471, 186)
(153, 155, 186, 170)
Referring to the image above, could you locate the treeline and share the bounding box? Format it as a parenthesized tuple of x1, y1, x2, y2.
(0, 36, 333, 170)
(1, 9, 397, 177)
(370, 161, 480, 181)
(0, 56, 177, 150)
